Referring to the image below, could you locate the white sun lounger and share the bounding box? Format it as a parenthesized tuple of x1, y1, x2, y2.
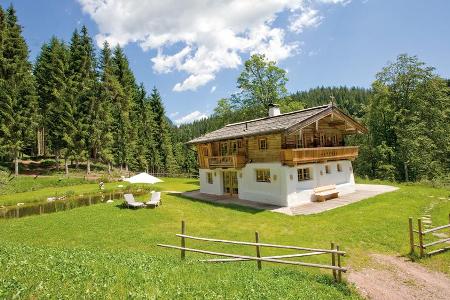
(124, 193, 145, 208)
(146, 192, 161, 208)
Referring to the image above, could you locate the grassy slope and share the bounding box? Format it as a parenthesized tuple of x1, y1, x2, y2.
(0, 177, 449, 298)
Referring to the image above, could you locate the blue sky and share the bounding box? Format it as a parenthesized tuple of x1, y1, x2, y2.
(2, 0, 450, 124)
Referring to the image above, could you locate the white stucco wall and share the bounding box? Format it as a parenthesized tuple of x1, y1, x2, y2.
(238, 163, 289, 206)
(198, 160, 356, 207)
(285, 160, 355, 207)
(199, 169, 223, 195)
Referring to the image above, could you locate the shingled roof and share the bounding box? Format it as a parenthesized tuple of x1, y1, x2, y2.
(188, 104, 340, 144)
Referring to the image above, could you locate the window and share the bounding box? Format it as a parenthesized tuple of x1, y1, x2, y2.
(296, 134, 303, 148)
(259, 138, 268, 150)
(231, 141, 238, 154)
(220, 142, 228, 156)
(332, 135, 337, 146)
(297, 168, 311, 181)
(256, 169, 271, 183)
(207, 172, 213, 184)
(325, 165, 330, 174)
(337, 163, 342, 172)
(237, 140, 243, 148)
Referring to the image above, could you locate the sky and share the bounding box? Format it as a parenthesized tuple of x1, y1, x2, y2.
(2, 0, 450, 125)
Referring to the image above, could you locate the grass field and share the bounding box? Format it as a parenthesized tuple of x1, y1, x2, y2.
(0, 176, 449, 298)
(0, 176, 199, 206)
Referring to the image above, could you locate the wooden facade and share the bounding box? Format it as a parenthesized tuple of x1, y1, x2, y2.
(196, 113, 361, 169)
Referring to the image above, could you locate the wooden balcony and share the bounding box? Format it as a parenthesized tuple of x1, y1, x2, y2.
(281, 146, 359, 166)
(207, 155, 247, 169)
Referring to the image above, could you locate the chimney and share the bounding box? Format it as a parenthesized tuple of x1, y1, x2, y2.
(268, 103, 281, 117)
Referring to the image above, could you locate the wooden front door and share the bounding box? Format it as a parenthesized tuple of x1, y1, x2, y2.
(223, 171, 238, 196)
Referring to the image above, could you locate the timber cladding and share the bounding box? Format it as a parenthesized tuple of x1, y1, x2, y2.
(247, 133, 282, 162)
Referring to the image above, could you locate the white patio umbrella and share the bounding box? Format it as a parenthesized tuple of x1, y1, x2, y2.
(123, 172, 163, 184)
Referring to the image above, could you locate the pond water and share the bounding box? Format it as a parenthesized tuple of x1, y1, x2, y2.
(0, 190, 148, 219)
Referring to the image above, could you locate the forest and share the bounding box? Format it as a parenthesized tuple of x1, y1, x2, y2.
(1, 4, 449, 184)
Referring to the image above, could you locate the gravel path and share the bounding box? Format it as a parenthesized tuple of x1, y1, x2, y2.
(348, 254, 450, 300)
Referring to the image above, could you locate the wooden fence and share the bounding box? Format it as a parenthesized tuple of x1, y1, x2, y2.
(408, 214, 450, 257)
(157, 221, 347, 282)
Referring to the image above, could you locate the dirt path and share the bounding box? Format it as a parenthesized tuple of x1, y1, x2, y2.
(348, 254, 450, 300)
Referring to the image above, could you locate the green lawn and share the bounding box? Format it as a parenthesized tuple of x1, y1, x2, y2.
(0, 177, 449, 298)
(0, 176, 199, 206)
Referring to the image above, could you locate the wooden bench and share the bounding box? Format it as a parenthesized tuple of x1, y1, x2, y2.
(313, 185, 339, 202)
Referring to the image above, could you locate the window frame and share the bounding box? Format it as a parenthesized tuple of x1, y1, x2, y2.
(207, 172, 213, 184)
(297, 168, 311, 181)
(258, 138, 268, 150)
(230, 141, 238, 154)
(220, 142, 228, 156)
(256, 169, 271, 183)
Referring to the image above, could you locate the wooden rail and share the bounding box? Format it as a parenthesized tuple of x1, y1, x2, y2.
(408, 214, 450, 258)
(157, 221, 347, 282)
(207, 155, 246, 169)
(281, 146, 359, 165)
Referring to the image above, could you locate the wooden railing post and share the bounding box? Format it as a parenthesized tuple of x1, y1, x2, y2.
(408, 217, 414, 254)
(255, 232, 262, 270)
(417, 218, 424, 258)
(331, 242, 337, 281)
(181, 220, 186, 260)
(336, 245, 342, 283)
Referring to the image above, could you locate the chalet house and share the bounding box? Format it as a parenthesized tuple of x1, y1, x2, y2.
(187, 103, 367, 207)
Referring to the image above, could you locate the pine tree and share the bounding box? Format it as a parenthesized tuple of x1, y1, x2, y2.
(149, 87, 178, 174)
(111, 45, 137, 171)
(68, 26, 97, 172)
(0, 5, 38, 175)
(96, 41, 117, 173)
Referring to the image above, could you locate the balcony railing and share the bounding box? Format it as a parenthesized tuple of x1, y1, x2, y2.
(207, 155, 246, 169)
(281, 146, 359, 165)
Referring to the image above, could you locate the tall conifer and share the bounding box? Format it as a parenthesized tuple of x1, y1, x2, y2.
(0, 5, 37, 175)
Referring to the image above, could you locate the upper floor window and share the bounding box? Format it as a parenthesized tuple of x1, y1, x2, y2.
(259, 138, 268, 150)
(297, 168, 311, 181)
(220, 142, 228, 156)
(337, 163, 342, 172)
(256, 169, 271, 183)
(325, 165, 331, 174)
(296, 134, 303, 148)
(231, 141, 238, 154)
(207, 172, 213, 184)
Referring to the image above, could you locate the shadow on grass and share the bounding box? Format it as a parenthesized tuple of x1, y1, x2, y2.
(171, 193, 266, 215)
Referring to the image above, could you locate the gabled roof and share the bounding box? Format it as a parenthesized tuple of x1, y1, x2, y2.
(187, 103, 367, 144)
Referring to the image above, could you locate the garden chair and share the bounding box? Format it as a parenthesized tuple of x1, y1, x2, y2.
(123, 193, 145, 208)
(146, 192, 161, 208)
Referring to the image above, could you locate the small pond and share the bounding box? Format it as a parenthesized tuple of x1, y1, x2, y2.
(0, 190, 148, 219)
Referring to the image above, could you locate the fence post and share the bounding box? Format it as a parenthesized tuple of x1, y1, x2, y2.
(181, 220, 186, 260)
(336, 245, 342, 283)
(331, 242, 337, 281)
(408, 217, 414, 254)
(417, 218, 424, 258)
(255, 232, 262, 270)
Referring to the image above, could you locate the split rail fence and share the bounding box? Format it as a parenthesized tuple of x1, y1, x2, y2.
(408, 214, 450, 257)
(157, 221, 347, 282)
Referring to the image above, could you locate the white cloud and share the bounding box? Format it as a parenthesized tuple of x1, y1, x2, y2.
(289, 8, 322, 33)
(174, 111, 208, 125)
(210, 86, 217, 93)
(78, 0, 349, 91)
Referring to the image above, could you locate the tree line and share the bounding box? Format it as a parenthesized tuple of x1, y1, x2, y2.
(0, 5, 193, 176)
(174, 54, 450, 183)
(1, 4, 449, 183)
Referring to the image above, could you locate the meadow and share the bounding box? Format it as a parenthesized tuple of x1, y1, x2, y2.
(0, 176, 449, 299)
